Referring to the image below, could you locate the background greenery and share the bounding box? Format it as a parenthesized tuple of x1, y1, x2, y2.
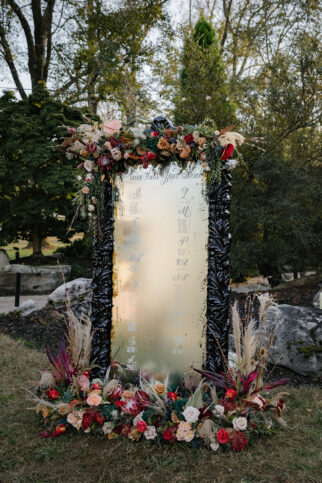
(0, 0, 320, 283)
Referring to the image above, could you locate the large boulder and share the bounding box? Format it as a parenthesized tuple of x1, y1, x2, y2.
(262, 304, 322, 376)
(46, 278, 92, 311)
(12, 299, 42, 316)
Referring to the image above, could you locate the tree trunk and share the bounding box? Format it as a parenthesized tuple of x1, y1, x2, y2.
(32, 226, 43, 255)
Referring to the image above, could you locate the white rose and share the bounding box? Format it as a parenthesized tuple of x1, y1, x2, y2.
(213, 405, 225, 416)
(85, 173, 93, 183)
(210, 441, 219, 451)
(77, 175, 82, 181)
(111, 148, 122, 160)
(84, 160, 94, 172)
(102, 422, 113, 435)
(214, 130, 220, 136)
(144, 425, 157, 440)
(88, 204, 95, 212)
(232, 417, 247, 431)
(182, 406, 200, 423)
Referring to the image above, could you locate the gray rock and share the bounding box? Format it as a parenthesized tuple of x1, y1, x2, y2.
(0, 249, 9, 270)
(2, 264, 71, 293)
(46, 278, 92, 310)
(14, 299, 42, 316)
(262, 304, 322, 376)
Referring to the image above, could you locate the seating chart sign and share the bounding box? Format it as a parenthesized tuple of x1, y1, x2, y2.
(111, 163, 208, 382)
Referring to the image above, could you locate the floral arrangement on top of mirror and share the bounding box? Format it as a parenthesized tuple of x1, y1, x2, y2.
(27, 294, 289, 452)
(59, 119, 245, 225)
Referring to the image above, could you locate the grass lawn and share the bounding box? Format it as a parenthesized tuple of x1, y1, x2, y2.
(1, 235, 83, 260)
(0, 334, 321, 483)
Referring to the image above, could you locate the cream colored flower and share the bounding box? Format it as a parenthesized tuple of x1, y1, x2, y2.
(67, 410, 84, 430)
(86, 392, 102, 407)
(82, 186, 90, 194)
(38, 371, 56, 388)
(210, 441, 219, 451)
(192, 131, 200, 142)
(197, 419, 216, 439)
(213, 404, 225, 416)
(232, 416, 247, 431)
(84, 160, 94, 172)
(197, 137, 207, 148)
(144, 425, 157, 440)
(217, 132, 245, 148)
(85, 173, 93, 183)
(182, 406, 200, 423)
(111, 148, 122, 160)
(58, 404, 72, 416)
(102, 422, 114, 435)
(176, 422, 195, 442)
(88, 204, 95, 212)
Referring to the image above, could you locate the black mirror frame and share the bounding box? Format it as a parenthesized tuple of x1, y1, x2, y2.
(90, 118, 232, 378)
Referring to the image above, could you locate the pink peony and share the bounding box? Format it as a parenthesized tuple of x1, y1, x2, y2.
(103, 120, 122, 135)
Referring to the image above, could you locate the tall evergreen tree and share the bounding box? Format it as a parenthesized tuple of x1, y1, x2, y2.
(173, 16, 235, 127)
(0, 84, 83, 255)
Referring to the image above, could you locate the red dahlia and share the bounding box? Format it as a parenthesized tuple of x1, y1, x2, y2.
(229, 430, 248, 452)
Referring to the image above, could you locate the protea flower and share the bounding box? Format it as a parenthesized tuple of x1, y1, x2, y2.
(121, 397, 140, 415)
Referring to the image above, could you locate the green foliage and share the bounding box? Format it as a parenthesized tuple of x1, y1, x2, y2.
(61, 390, 74, 404)
(56, 238, 92, 260)
(173, 17, 236, 127)
(0, 85, 84, 254)
(230, 35, 321, 283)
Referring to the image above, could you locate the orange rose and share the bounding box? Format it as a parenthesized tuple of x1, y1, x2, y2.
(180, 146, 191, 159)
(155, 383, 166, 395)
(157, 137, 171, 150)
(86, 392, 102, 407)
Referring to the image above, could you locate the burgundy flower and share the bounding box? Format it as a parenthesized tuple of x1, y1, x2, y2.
(229, 431, 248, 452)
(86, 142, 97, 153)
(184, 134, 194, 143)
(109, 385, 124, 401)
(82, 412, 92, 431)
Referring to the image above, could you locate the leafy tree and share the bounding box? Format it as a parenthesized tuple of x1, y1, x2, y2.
(0, 84, 83, 255)
(230, 34, 321, 284)
(173, 16, 235, 127)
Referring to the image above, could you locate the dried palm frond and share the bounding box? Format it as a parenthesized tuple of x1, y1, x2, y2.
(65, 310, 92, 372)
(231, 300, 242, 365)
(257, 293, 277, 326)
(242, 319, 257, 377)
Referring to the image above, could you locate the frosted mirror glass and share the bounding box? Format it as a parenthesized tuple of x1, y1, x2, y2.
(111, 163, 208, 383)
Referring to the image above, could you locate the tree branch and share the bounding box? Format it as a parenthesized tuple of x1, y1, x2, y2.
(7, 0, 35, 61)
(0, 24, 27, 99)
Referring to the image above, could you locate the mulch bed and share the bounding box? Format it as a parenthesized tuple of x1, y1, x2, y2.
(0, 288, 322, 386)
